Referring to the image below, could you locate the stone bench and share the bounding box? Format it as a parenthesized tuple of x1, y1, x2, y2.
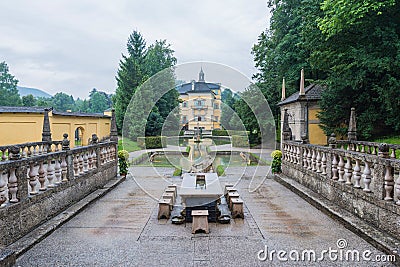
(231, 198, 244, 219)
(228, 191, 240, 209)
(162, 192, 175, 208)
(191, 210, 209, 234)
(158, 199, 171, 219)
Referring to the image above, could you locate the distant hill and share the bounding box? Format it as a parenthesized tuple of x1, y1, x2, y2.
(17, 86, 52, 98)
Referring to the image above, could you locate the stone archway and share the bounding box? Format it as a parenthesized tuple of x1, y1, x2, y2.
(74, 126, 85, 146)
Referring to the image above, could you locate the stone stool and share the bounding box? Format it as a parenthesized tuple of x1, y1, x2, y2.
(224, 184, 234, 194)
(158, 199, 171, 219)
(167, 184, 178, 194)
(192, 210, 209, 234)
(165, 188, 176, 199)
(162, 192, 175, 208)
(225, 188, 237, 203)
(228, 192, 240, 209)
(231, 198, 244, 219)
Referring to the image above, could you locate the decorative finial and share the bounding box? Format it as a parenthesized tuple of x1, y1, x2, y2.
(299, 68, 305, 96)
(281, 77, 286, 101)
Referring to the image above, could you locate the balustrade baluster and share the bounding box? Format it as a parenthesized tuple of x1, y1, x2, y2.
(338, 155, 345, 182)
(0, 170, 8, 206)
(311, 150, 317, 172)
(395, 173, 400, 205)
(353, 159, 361, 188)
(8, 167, 18, 202)
(92, 150, 97, 169)
(371, 146, 376, 155)
(355, 145, 360, 152)
(28, 162, 38, 195)
(316, 151, 322, 173)
(289, 145, 293, 163)
(61, 156, 68, 182)
(296, 147, 300, 165)
(384, 164, 394, 201)
(390, 149, 396, 159)
(344, 156, 353, 185)
(38, 161, 46, 191)
(321, 152, 327, 175)
(38, 145, 43, 155)
(303, 148, 308, 168)
(78, 153, 84, 174)
(307, 149, 312, 170)
(362, 161, 372, 192)
(73, 155, 79, 177)
(47, 158, 55, 188)
(83, 152, 88, 172)
(54, 157, 61, 184)
(361, 145, 365, 153)
(332, 154, 338, 180)
(340, 144, 344, 150)
(88, 151, 92, 170)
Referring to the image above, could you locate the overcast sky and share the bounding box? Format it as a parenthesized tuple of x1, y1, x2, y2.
(0, 1, 270, 99)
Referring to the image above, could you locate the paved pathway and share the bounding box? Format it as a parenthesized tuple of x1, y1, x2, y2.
(15, 166, 394, 266)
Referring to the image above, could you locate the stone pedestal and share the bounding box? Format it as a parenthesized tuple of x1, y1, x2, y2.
(158, 199, 171, 219)
(228, 192, 240, 209)
(191, 210, 209, 234)
(231, 198, 244, 219)
(162, 192, 175, 208)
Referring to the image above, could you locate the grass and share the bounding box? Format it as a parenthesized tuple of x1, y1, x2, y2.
(373, 136, 400, 145)
(118, 137, 141, 152)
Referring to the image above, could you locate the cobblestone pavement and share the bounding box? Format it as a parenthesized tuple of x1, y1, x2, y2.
(15, 166, 394, 266)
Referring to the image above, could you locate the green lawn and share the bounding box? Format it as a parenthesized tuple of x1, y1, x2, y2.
(373, 136, 400, 145)
(118, 137, 141, 152)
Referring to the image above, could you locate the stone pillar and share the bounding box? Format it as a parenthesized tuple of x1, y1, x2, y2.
(282, 109, 292, 142)
(62, 134, 70, 151)
(110, 109, 118, 143)
(42, 108, 52, 142)
(347, 107, 357, 141)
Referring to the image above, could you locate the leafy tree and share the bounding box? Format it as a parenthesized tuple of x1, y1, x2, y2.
(0, 61, 21, 106)
(88, 91, 109, 113)
(22, 94, 36, 106)
(52, 92, 75, 111)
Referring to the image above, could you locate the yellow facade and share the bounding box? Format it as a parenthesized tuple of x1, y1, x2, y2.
(308, 108, 326, 145)
(179, 90, 221, 131)
(0, 109, 111, 147)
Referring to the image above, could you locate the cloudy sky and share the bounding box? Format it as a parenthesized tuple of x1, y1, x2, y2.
(0, 1, 270, 99)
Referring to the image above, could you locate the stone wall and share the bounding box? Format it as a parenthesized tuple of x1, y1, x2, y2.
(0, 141, 117, 246)
(281, 141, 400, 240)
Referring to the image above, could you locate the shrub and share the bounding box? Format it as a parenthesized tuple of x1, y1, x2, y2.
(216, 165, 225, 176)
(212, 129, 228, 136)
(232, 135, 249, 147)
(173, 167, 182, 176)
(271, 150, 282, 174)
(137, 136, 167, 149)
(118, 150, 129, 176)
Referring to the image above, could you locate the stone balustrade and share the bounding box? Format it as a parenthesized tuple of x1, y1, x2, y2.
(282, 141, 400, 240)
(0, 141, 64, 161)
(336, 140, 400, 160)
(0, 138, 117, 246)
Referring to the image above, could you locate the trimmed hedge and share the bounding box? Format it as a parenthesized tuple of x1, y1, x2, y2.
(137, 136, 167, 149)
(232, 135, 249, 147)
(212, 129, 228, 136)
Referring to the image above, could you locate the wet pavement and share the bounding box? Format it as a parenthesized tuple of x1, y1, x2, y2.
(15, 165, 395, 266)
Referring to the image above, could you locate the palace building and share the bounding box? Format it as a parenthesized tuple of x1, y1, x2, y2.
(177, 69, 221, 131)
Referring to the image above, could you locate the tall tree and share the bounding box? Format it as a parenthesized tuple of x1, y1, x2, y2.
(88, 91, 109, 113)
(0, 61, 21, 106)
(114, 31, 147, 131)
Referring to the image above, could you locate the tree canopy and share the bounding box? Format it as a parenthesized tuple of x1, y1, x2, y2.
(0, 61, 21, 106)
(253, 0, 400, 140)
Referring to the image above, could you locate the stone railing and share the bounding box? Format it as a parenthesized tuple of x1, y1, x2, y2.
(336, 140, 400, 160)
(0, 141, 64, 161)
(0, 139, 117, 246)
(281, 141, 400, 240)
